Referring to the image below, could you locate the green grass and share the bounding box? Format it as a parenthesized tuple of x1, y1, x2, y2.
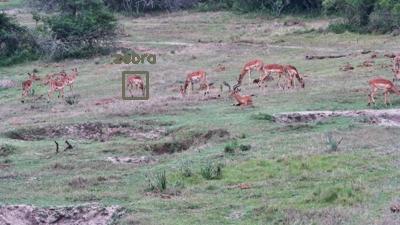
(0, 0, 24, 10)
(1, 10, 400, 225)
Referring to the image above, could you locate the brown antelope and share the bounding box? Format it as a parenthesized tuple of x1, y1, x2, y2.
(393, 54, 400, 75)
(180, 70, 209, 96)
(367, 78, 400, 106)
(284, 65, 305, 88)
(22, 73, 41, 97)
(43, 74, 67, 99)
(63, 68, 78, 92)
(127, 75, 145, 96)
(230, 87, 254, 107)
(260, 64, 290, 89)
(236, 59, 263, 87)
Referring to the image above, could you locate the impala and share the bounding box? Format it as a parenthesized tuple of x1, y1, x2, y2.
(43, 74, 67, 99)
(22, 73, 41, 97)
(393, 69, 400, 81)
(236, 59, 263, 87)
(180, 70, 209, 96)
(393, 54, 400, 75)
(260, 64, 290, 89)
(367, 78, 400, 106)
(127, 75, 145, 96)
(63, 68, 78, 92)
(284, 65, 305, 88)
(230, 87, 253, 107)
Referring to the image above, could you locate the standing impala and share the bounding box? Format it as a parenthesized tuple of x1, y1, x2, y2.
(261, 64, 290, 89)
(180, 70, 209, 96)
(367, 78, 400, 106)
(127, 75, 145, 96)
(63, 68, 78, 92)
(236, 59, 263, 87)
(22, 73, 41, 97)
(43, 74, 67, 100)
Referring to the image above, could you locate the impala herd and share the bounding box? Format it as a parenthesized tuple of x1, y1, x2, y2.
(21, 68, 78, 101)
(20, 54, 400, 107)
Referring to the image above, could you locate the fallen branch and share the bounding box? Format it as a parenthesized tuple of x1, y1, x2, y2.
(64, 140, 73, 151)
(54, 141, 59, 153)
(305, 54, 348, 60)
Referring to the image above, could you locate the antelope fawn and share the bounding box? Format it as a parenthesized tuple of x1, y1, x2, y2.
(368, 78, 400, 106)
(236, 59, 263, 87)
(180, 70, 209, 96)
(127, 75, 145, 97)
(230, 87, 254, 107)
(22, 73, 41, 98)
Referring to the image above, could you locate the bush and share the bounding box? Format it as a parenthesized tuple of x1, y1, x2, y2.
(0, 144, 17, 157)
(324, 132, 343, 152)
(179, 160, 193, 177)
(145, 170, 167, 192)
(32, 0, 117, 60)
(239, 144, 251, 151)
(0, 13, 39, 66)
(224, 140, 238, 153)
(200, 162, 223, 180)
(103, 0, 199, 15)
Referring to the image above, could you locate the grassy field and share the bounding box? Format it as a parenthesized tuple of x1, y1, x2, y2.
(1, 9, 400, 225)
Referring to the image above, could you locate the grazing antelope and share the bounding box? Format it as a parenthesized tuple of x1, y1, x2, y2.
(284, 65, 305, 88)
(22, 73, 41, 97)
(180, 70, 209, 96)
(127, 75, 145, 97)
(367, 78, 400, 106)
(254, 64, 291, 89)
(43, 74, 67, 100)
(230, 87, 254, 107)
(236, 59, 263, 87)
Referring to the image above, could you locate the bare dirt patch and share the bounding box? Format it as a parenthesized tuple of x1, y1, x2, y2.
(274, 109, 400, 127)
(149, 128, 230, 155)
(0, 204, 122, 225)
(4, 122, 167, 141)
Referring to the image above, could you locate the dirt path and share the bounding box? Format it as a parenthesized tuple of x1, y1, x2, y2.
(274, 109, 400, 127)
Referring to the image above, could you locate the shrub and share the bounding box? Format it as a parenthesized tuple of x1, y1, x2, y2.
(224, 140, 238, 153)
(324, 132, 343, 152)
(0, 144, 16, 157)
(200, 162, 223, 180)
(145, 170, 167, 192)
(239, 144, 251, 151)
(0, 13, 39, 66)
(252, 113, 274, 121)
(179, 160, 193, 177)
(31, 0, 117, 60)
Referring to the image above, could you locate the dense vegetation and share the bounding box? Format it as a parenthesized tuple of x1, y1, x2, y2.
(1, 0, 399, 67)
(0, 13, 39, 66)
(32, 0, 117, 60)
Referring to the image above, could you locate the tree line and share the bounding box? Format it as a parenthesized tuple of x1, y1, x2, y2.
(1, 0, 399, 67)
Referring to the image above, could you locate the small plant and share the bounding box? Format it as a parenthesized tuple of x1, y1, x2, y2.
(239, 144, 251, 151)
(325, 132, 343, 152)
(200, 162, 223, 180)
(65, 94, 80, 105)
(224, 140, 238, 153)
(179, 160, 193, 177)
(252, 113, 274, 121)
(0, 144, 16, 157)
(239, 133, 246, 139)
(145, 170, 167, 192)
